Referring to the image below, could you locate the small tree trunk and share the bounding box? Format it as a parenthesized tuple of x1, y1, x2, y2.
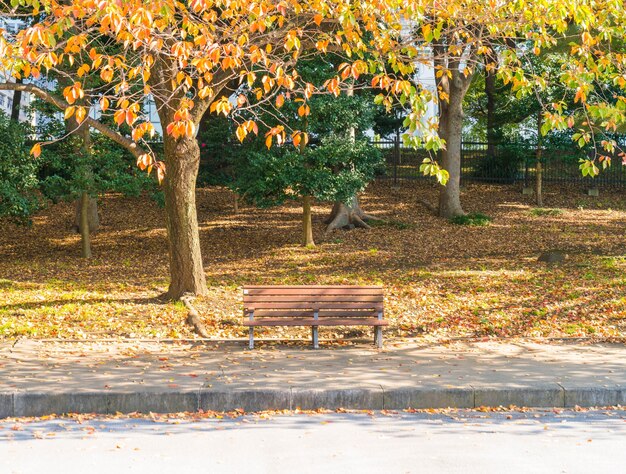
(79, 192, 92, 258)
(536, 111, 544, 207)
(485, 47, 498, 160)
(163, 135, 208, 298)
(438, 93, 465, 218)
(74, 197, 99, 234)
(302, 195, 315, 247)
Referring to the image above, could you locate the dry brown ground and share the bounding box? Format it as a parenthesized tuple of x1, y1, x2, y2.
(0, 180, 624, 341)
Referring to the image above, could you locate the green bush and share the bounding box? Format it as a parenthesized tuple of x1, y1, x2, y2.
(0, 113, 42, 224)
(450, 212, 493, 226)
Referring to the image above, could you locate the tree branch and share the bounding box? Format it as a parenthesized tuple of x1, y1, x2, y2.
(0, 82, 147, 158)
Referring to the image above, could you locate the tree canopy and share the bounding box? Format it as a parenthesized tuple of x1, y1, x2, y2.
(2, 0, 626, 296)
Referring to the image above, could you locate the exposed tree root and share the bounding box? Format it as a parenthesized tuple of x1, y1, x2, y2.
(325, 197, 377, 233)
(180, 293, 210, 338)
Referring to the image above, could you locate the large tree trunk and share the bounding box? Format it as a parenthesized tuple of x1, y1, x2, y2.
(162, 135, 208, 299)
(438, 92, 465, 218)
(325, 196, 375, 232)
(433, 43, 476, 219)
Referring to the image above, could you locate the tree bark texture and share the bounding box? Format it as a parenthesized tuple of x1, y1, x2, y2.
(438, 91, 466, 218)
(162, 135, 208, 298)
(325, 196, 375, 232)
(302, 195, 315, 246)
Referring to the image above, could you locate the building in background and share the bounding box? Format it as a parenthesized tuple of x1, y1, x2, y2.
(0, 17, 37, 126)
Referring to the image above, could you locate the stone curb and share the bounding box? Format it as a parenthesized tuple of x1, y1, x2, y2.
(1, 385, 624, 418)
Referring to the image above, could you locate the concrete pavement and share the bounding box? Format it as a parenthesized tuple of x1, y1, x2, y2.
(2, 410, 625, 473)
(1, 339, 625, 417)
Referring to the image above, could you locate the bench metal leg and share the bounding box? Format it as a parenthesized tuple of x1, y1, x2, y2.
(375, 327, 383, 349)
(249, 327, 254, 349)
(312, 326, 319, 349)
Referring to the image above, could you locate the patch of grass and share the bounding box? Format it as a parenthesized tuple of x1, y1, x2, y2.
(530, 208, 563, 217)
(450, 212, 493, 226)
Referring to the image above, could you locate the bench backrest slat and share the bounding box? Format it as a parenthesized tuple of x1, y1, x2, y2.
(243, 285, 384, 319)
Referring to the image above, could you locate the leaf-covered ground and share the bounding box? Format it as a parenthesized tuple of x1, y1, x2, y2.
(0, 181, 624, 341)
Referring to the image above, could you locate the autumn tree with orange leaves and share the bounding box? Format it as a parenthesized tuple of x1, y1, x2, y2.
(2, 0, 626, 301)
(0, 0, 405, 298)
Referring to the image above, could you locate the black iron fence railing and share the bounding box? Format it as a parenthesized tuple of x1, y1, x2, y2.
(372, 139, 626, 187)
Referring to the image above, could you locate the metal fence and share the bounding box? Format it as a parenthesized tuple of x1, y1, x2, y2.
(373, 138, 626, 187)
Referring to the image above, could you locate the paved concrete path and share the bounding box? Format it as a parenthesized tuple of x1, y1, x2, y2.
(1, 339, 625, 416)
(1, 410, 625, 473)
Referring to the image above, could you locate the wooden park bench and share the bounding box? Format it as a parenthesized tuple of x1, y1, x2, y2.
(243, 285, 387, 349)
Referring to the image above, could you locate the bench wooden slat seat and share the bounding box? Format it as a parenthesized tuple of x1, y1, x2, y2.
(243, 285, 386, 349)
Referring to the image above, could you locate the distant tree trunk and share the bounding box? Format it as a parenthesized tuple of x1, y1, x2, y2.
(79, 192, 92, 258)
(74, 121, 96, 258)
(536, 111, 544, 207)
(162, 134, 208, 298)
(10, 78, 22, 123)
(485, 47, 497, 159)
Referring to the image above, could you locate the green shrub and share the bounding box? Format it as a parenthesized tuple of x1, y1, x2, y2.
(0, 113, 43, 224)
(450, 212, 493, 226)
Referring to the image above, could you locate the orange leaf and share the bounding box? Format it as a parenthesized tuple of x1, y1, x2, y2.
(30, 143, 42, 158)
(64, 106, 75, 120)
(75, 106, 86, 124)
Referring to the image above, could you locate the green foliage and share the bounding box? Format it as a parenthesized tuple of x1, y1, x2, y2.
(226, 56, 384, 208)
(450, 212, 493, 226)
(231, 137, 383, 207)
(197, 114, 238, 186)
(38, 133, 159, 203)
(32, 102, 162, 205)
(0, 112, 42, 224)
